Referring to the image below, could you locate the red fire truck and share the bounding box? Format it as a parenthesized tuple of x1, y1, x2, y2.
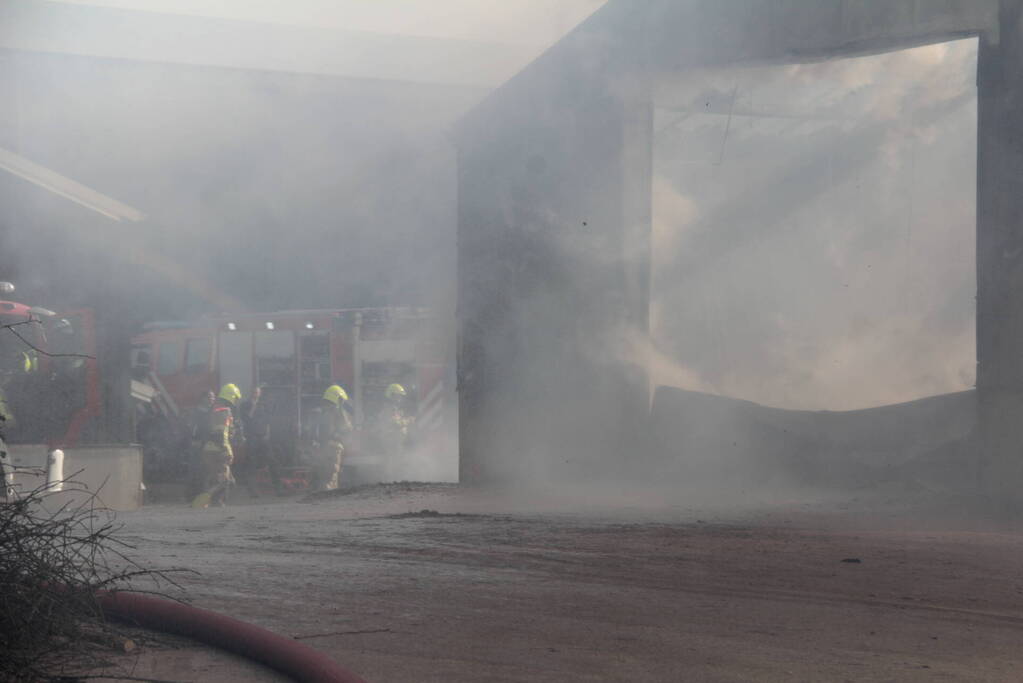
(130, 307, 452, 487)
(0, 281, 101, 449)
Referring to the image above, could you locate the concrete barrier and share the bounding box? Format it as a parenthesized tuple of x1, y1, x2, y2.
(7, 443, 143, 511)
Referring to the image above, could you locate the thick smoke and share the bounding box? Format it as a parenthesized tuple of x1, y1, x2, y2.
(0, 0, 605, 314)
(0, 0, 605, 483)
(0, 2, 983, 497)
(455, 28, 981, 499)
(649, 39, 977, 411)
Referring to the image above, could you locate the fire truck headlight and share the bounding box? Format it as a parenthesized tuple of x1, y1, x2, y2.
(305, 322, 314, 330)
(226, 322, 237, 331)
(265, 322, 275, 330)
(0, 281, 14, 295)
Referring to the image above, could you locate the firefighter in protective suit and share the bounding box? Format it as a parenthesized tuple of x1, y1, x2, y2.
(0, 382, 15, 433)
(375, 383, 413, 478)
(191, 383, 241, 508)
(0, 351, 30, 500)
(0, 384, 13, 500)
(311, 384, 352, 491)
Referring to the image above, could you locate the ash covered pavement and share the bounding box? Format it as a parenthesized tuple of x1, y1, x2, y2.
(105, 483, 1023, 682)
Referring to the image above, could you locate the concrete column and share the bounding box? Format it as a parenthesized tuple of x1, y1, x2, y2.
(457, 64, 652, 486)
(977, 0, 1023, 499)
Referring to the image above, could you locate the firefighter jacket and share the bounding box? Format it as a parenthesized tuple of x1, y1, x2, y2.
(312, 398, 352, 445)
(381, 404, 413, 438)
(205, 398, 236, 454)
(190, 401, 213, 442)
(239, 396, 270, 443)
(372, 403, 413, 456)
(0, 386, 12, 432)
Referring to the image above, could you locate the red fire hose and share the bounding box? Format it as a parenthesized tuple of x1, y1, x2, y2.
(97, 591, 368, 683)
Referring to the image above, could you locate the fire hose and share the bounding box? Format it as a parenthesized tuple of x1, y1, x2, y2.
(97, 591, 368, 683)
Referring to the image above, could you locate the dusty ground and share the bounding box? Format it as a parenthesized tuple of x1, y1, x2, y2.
(97, 484, 1023, 682)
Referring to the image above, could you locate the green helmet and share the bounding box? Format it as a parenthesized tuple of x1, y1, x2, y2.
(218, 383, 242, 406)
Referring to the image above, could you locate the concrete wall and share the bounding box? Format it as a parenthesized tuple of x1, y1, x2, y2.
(456, 45, 651, 484)
(8, 443, 143, 511)
(639, 0, 996, 69)
(976, 0, 1023, 501)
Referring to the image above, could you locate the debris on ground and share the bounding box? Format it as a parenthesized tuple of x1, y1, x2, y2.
(0, 479, 183, 681)
(302, 481, 458, 503)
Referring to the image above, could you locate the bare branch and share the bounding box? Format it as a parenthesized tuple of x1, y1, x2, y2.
(1, 320, 40, 330)
(3, 323, 95, 360)
(1, 477, 189, 681)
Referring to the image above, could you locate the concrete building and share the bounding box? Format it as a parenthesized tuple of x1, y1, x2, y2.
(0, 0, 503, 443)
(456, 0, 1022, 496)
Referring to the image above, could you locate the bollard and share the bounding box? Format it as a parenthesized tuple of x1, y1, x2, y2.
(46, 449, 64, 492)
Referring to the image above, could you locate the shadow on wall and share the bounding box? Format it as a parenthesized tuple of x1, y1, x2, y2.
(647, 386, 977, 494)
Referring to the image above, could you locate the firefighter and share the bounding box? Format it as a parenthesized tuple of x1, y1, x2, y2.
(375, 383, 414, 478)
(238, 386, 280, 495)
(0, 347, 32, 500)
(191, 383, 241, 508)
(310, 384, 352, 492)
(0, 382, 15, 433)
(190, 390, 216, 442)
(185, 390, 215, 500)
(0, 383, 13, 500)
(0, 349, 27, 438)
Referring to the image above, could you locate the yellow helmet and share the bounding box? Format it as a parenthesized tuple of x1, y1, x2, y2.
(323, 384, 349, 406)
(385, 383, 407, 400)
(218, 383, 242, 406)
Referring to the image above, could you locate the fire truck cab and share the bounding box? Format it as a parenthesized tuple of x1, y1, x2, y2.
(0, 286, 100, 448)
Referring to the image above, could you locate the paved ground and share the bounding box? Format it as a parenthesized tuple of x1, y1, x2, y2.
(96, 484, 1023, 682)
